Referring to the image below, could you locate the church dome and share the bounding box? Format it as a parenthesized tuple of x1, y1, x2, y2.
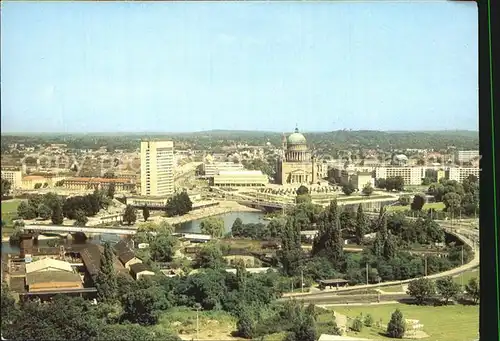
(287, 128, 307, 145)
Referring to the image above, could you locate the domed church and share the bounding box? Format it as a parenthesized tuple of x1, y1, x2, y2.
(276, 127, 325, 185)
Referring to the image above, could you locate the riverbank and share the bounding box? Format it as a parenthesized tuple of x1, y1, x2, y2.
(157, 201, 261, 225)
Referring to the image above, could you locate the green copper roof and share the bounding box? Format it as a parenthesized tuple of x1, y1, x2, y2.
(287, 128, 307, 145)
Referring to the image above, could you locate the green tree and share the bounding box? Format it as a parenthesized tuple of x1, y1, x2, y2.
(150, 232, 178, 262)
(236, 310, 256, 339)
(37, 203, 52, 220)
(407, 277, 435, 305)
(375, 178, 387, 189)
(74, 209, 89, 226)
(232, 217, 244, 236)
(465, 277, 480, 304)
(107, 182, 116, 199)
(342, 182, 356, 196)
(165, 191, 193, 217)
(200, 217, 225, 238)
(267, 218, 285, 238)
(51, 201, 64, 224)
(121, 281, 170, 326)
(142, 206, 150, 222)
(386, 309, 406, 338)
(443, 192, 462, 215)
(286, 313, 317, 341)
(17, 201, 37, 220)
(364, 314, 374, 327)
(351, 317, 364, 332)
(383, 234, 397, 260)
(278, 216, 303, 276)
(355, 204, 367, 245)
(194, 241, 225, 269)
(123, 204, 137, 226)
(1, 178, 11, 197)
(436, 276, 461, 304)
(296, 185, 309, 196)
(362, 183, 374, 196)
(1, 282, 19, 332)
(94, 242, 118, 302)
(411, 194, 426, 211)
(339, 206, 356, 234)
(4, 295, 102, 341)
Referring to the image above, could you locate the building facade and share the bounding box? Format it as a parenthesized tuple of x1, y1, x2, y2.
(276, 127, 326, 185)
(203, 162, 245, 177)
(140, 140, 174, 196)
(455, 150, 480, 163)
(211, 170, 269, 187)
(62, 177, 136, 192)
(375, 166, 425, 186)
(1, 170, 22, 190)
(350, 172, 374, 191)
(447, 167, 480, 182)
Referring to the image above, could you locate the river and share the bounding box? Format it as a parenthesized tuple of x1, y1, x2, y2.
(176, 211, 267, 234)
(1, 211, 267, 254)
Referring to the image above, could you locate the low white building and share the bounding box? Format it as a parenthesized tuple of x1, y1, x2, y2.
(211, 170, 269, 187)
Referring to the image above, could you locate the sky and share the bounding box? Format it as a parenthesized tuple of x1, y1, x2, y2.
(1, 1, 478, 133)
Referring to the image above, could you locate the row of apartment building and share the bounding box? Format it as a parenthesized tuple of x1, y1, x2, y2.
(332, 165, 480, 188)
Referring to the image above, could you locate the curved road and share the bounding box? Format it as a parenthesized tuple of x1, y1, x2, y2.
(283, 220, 479, 300)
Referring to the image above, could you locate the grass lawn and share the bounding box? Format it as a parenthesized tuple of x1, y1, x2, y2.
(453, 268, 479, 285)
(156, 307, 242, 340)
(327, 303, 478, 341)
(387, 202, 446, 212)
(379, 285, 405, 293)
(1, 199, 25, 228)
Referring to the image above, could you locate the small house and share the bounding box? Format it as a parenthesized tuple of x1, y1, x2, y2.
(129, 263, 155, 280)
(113, 240, 142, 270)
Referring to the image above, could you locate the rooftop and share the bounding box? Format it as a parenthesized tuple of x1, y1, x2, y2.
(26, 271, 82, 286)
(217, 170, 265, 176)
(129, 262, 153, 275)
(25, 258, 74, 274)
(80, 245, 101, 276)
(66, 177, 133, 183)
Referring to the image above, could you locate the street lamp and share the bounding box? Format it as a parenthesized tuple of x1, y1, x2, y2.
(194, 303, 202, 340)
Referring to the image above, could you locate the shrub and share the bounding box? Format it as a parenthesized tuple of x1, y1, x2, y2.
(351, 317, 363, 332)
(364, 313, 374, 327)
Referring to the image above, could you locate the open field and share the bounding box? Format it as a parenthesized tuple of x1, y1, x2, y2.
(1, 199, 25, 229)
(379, 284, 405, 293)
(452, 268, 479, 285)
(386, 202, 446, 212)
(327, 303, 478, 341)
(156, 307, 243, 341)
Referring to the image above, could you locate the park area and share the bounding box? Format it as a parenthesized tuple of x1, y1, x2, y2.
(327, 303, 478, 341)
(386, 202, 446, 212)
(1, 199, 25, 232)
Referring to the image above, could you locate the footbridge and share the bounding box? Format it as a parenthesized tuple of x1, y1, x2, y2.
(22, 225, 137, 235)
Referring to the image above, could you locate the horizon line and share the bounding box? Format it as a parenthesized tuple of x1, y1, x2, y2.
(0, 129, 480, 135)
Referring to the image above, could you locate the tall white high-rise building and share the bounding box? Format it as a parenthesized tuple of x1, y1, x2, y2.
(140, 140, 174, 196)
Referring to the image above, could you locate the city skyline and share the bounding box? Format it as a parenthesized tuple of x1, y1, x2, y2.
(1, 1, 478, 133)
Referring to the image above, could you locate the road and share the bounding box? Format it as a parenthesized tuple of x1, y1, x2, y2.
(279, 293, 409, 304)
(283, 220, 479, 300)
